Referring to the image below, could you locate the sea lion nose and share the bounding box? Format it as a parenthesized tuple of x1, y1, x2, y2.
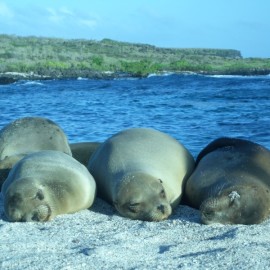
(157, 204, 165, 214)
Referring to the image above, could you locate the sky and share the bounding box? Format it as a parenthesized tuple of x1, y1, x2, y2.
(0, 0, 269, 58)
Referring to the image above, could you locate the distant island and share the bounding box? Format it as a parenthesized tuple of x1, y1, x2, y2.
(0, 34, 270, 84)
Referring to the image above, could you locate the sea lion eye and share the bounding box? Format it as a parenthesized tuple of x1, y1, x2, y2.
(160, 189, 166, 198)
(35, 190, 44, 200)
(203, 209, 214, 218)
(127, 202, 140, 213)
(10, 193, 23, 205)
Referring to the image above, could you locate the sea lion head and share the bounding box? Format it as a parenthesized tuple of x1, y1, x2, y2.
(4, 178, 52, 222)
(200, 184, 270, 225)
(113, 173, 172, 221)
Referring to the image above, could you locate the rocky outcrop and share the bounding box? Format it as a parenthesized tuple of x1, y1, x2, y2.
(0, 71, 138, 85)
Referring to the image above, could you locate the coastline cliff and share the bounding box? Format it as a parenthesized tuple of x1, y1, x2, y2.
(0, 35, 269, 84)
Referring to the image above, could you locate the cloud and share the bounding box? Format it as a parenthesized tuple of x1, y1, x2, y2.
(78, 19, 97, 29)
(46, 6, 98, 29)
(59, 7, 74, 16)
(46, 7, 64, 23)
(0, 2, 14, 18)
(0, 3, 100, 38)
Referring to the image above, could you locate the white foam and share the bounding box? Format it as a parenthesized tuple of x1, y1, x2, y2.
(22, 81, 44, 86)
(208, 74, 270, 79)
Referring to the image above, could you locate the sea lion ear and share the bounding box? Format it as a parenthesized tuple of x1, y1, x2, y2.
(228, 191, 240, 206)
(158, 179, 163, 184)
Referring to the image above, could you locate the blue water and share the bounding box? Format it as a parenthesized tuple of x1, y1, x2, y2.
(0, 74, 269, 157)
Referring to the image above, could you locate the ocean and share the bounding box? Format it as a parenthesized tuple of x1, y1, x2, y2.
(1, 74, 270, 269)
(0, 73, 269, 157)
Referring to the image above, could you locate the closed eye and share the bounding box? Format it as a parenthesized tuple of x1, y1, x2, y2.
(127, 202, 141, 213)
(35, 190, 44, 201)
(160, 189, 166, 198)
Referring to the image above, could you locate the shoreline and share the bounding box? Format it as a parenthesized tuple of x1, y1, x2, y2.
(1, 69, 270, 85)
(1, 35, 270, 85)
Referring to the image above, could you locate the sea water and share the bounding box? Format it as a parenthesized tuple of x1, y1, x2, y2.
(0, 74, 269, 157)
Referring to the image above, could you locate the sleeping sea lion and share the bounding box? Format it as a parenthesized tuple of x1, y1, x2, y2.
(88, 128, 194, 221)
(1, 150, 96, 222)
(185, 137, 270, 225)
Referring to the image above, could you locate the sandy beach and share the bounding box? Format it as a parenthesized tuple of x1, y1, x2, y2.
(1, 193, 270, 270)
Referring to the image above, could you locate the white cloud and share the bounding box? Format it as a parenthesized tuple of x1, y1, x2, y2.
(59, 7, 74, 16)
(45, 6, 99, 30)
(46, 7, 63, 23)
(79, 19, 97, 29)
(0, 2, 14, 18)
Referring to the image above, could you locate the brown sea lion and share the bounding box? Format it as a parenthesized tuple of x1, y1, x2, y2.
(70, 142, 101, 166)
(185, 137, 270, 225)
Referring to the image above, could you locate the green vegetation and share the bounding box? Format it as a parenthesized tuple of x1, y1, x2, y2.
(0, 34, 269, 80)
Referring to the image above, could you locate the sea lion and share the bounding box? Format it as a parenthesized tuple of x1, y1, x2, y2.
(0, 155, 26, 189)
(184, 137, 270, 225)
(0, 116, 72, 159)
(0, 117, 72, 188)
(88, 128, 195, 221)
(70, 142, 101, 166)
(1, 150, 96, 222)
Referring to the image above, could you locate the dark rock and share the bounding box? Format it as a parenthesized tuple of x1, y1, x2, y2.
(0, 77, 17, 85)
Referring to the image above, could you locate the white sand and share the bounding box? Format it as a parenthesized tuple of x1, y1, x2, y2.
(1, 194, 270, 270)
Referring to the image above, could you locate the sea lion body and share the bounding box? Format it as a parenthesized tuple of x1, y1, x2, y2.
(185, 137, 270, 225)
(0, 117, 72, 188)
(1, 150, 96, 222)
(88, 128, 194, 221)
(0, 117, 72, 159)
(70, 142, 101, 166)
